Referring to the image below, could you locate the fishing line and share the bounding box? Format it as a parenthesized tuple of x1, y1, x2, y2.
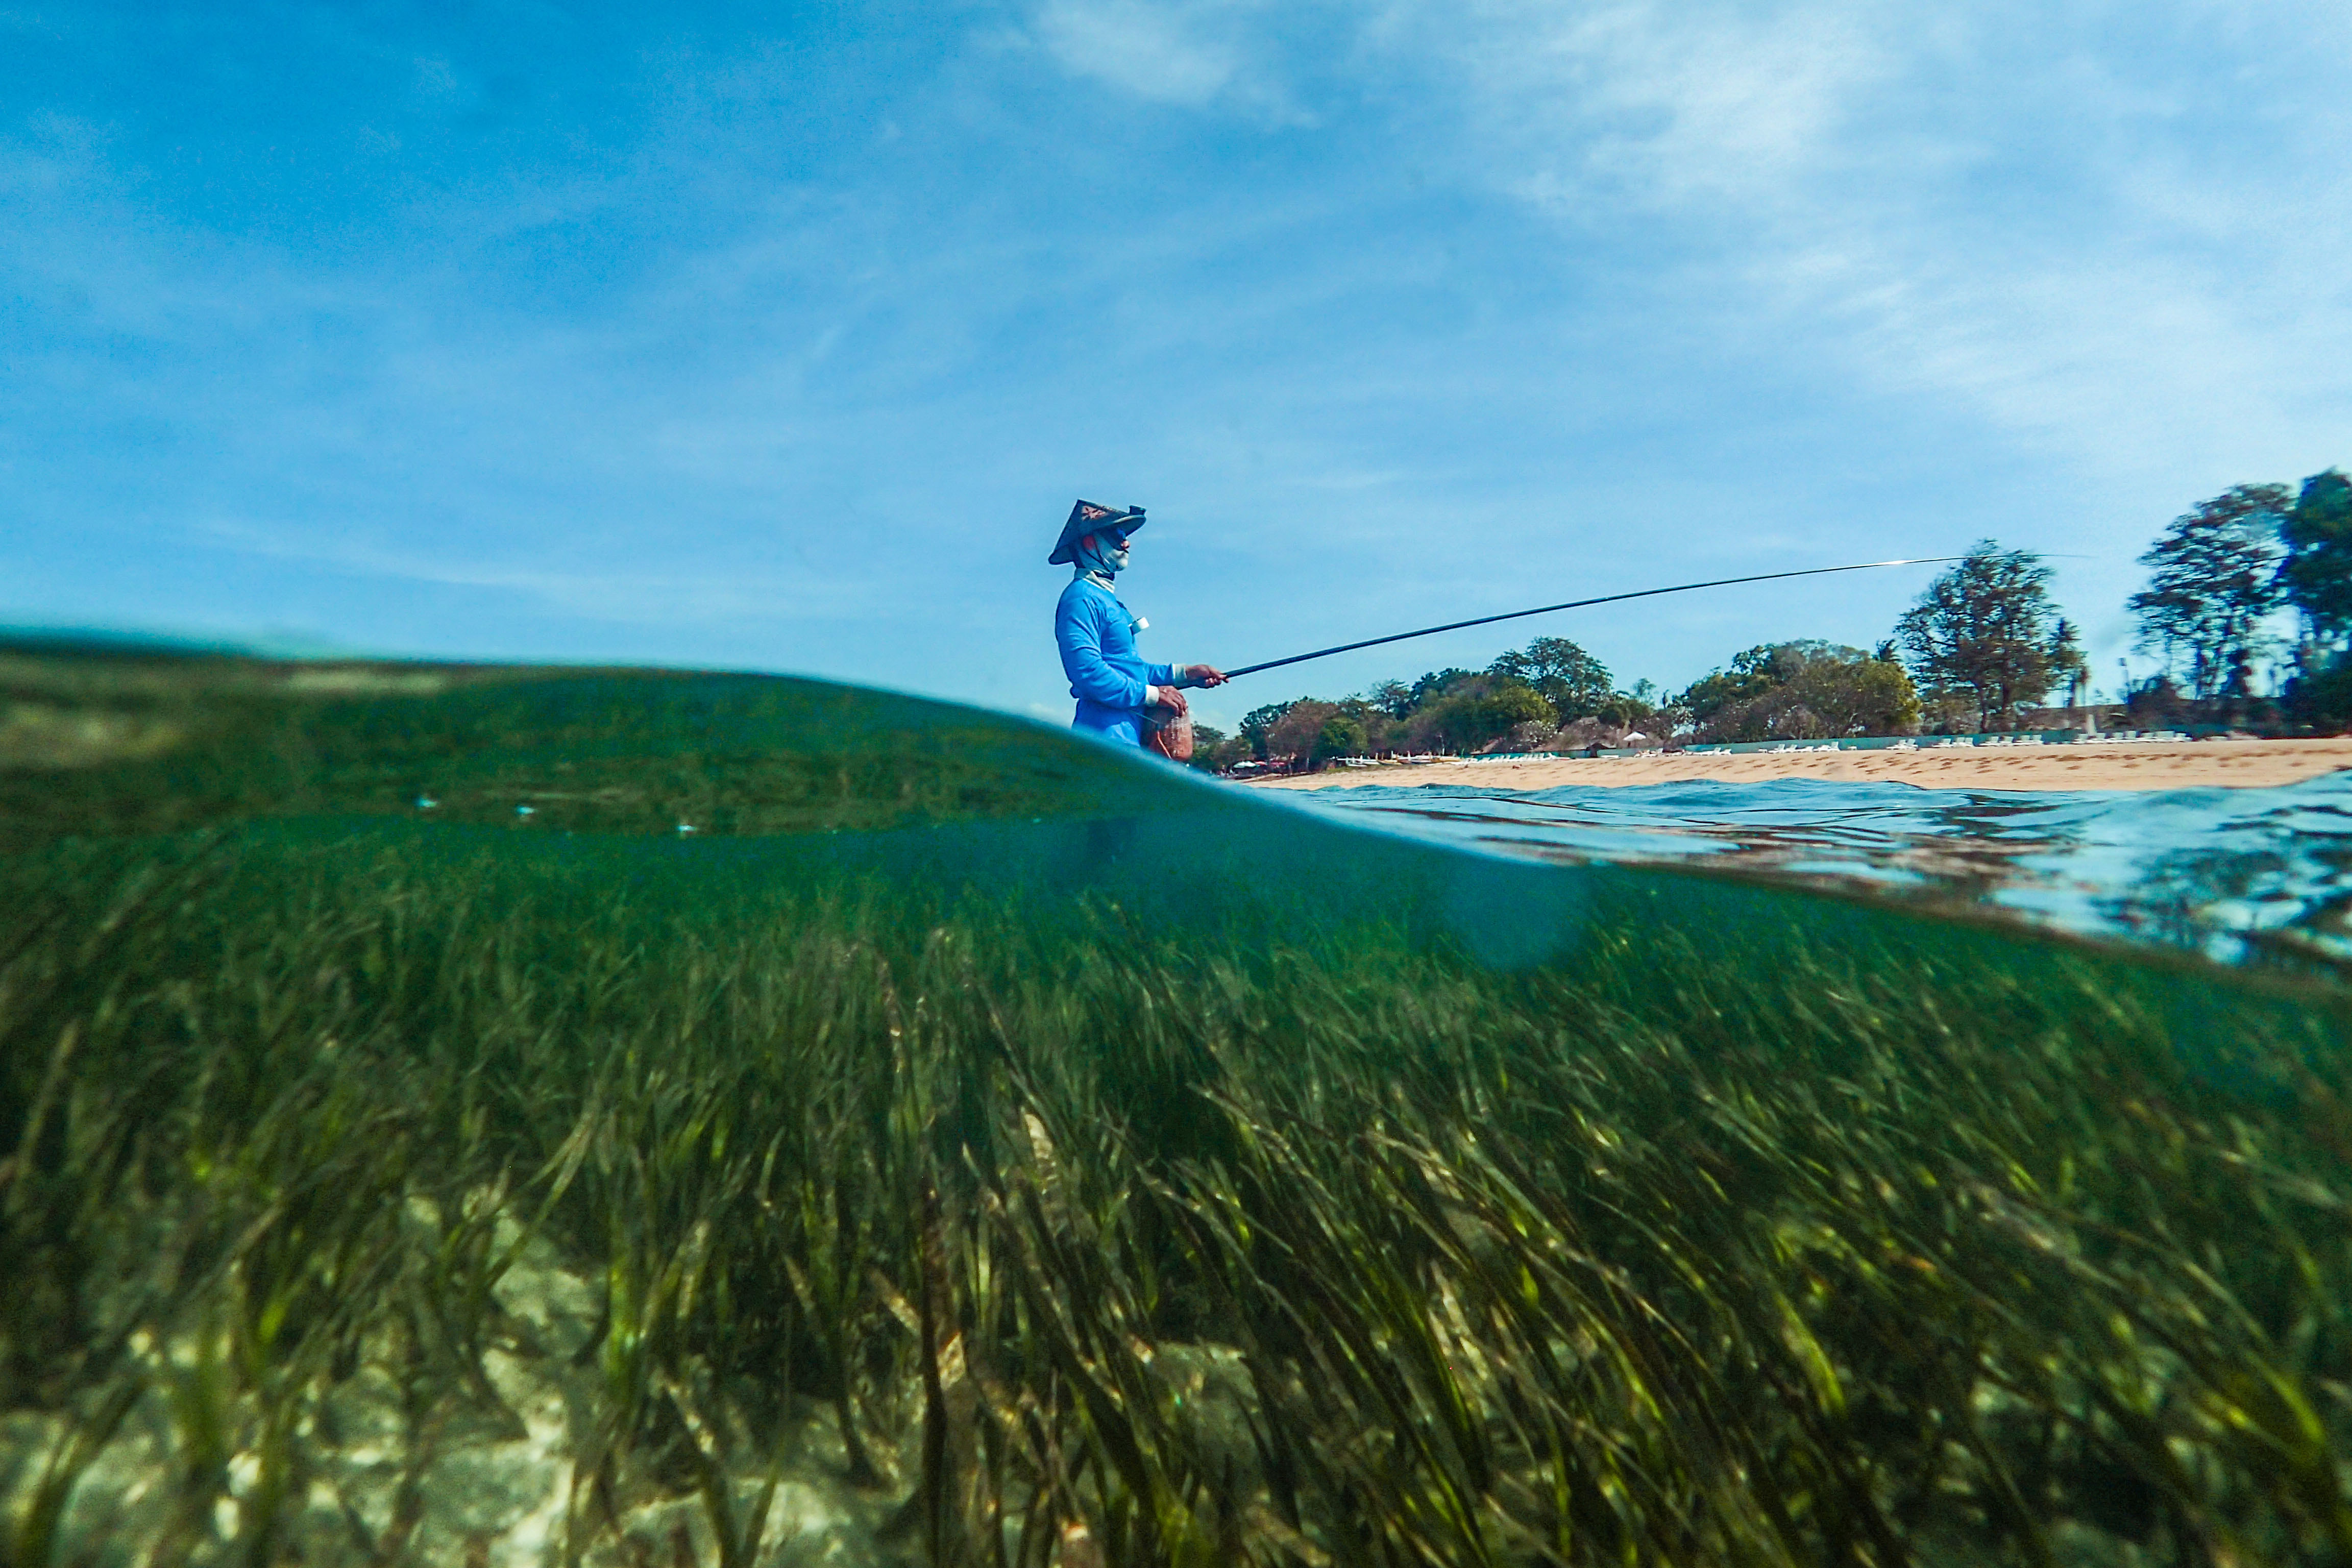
(1222, 557, 1963, 679)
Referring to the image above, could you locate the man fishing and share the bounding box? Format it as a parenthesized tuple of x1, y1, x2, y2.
(1047, 496, 1942, 758)
(1051, 499, 1226, 749)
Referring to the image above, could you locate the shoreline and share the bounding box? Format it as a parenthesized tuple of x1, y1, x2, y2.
(1241, 737, 2352, 793)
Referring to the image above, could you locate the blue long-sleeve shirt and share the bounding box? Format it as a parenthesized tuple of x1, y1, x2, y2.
(1056, 575, 1173, 746)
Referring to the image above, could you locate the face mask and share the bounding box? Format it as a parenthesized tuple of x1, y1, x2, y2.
(1079, 532, 1131, 577)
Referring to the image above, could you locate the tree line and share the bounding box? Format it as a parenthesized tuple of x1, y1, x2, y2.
(1193, 467, 2350, 771)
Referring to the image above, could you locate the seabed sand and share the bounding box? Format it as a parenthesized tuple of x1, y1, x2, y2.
(1249, 735, 2352, 793)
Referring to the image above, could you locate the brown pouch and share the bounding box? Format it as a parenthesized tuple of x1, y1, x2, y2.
(1142, 703, 1194, 763)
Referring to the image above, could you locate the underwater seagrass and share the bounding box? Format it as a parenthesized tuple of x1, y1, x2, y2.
(4, 641, 2351, 1567)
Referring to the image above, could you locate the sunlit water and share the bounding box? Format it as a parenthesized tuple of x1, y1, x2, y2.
(1286, 771, 2352, 968)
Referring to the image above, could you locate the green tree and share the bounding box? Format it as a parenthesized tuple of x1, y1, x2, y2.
(2280, 469, 2352, 656)
(1311, 713, 1369, 767)
(1680, 644, 1797, 733)
(1786, 655, 1920, 738)
(1363, 679, 1416, 720)
(1330, 696, 1394, 754)
(1407, 679, 1553, 752)
(1185, 724, 1252, 773)
(1238, 702, 1295, 761)
(1408, 668, 1482, 709)
(1679, 643, 1919, 741)
(1588, 679, 1664, 737)
(1491, 636, 1611, 720)
(2288, 666, 2352, 730)
(2127, 484, 2290, 701)
(1263, 700, 1340, 766)
(1896, 543, 2078, 732)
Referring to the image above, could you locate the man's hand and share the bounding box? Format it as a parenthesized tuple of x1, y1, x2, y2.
(1149, 685, 1190, 716)
(1181, 665, 1229, 688)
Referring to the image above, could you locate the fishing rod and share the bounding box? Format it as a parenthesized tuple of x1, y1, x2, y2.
(1223, 557, 1962, 679)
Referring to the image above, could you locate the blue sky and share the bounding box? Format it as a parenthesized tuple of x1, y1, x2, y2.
(6, 0, 2347, 731)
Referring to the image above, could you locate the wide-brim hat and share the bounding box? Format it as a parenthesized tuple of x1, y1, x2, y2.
(1049, 499, 1146, 566)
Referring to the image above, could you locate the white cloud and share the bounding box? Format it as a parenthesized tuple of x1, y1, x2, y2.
(1029, 0, 1320, 117)
(1422, 2, 2351, 488)
(1444, 0, 1899, 210)
(1034, 0, 1240, 102)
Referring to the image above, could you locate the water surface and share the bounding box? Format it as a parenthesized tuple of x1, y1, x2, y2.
(1290, 772, 2352, 972)
(8, 644, 2352, 1567)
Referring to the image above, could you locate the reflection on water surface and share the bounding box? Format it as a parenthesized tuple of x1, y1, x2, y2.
(1291, 773, 2352, 971)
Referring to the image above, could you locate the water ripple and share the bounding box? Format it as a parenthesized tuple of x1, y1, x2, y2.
(1290, 773, 2352, 971)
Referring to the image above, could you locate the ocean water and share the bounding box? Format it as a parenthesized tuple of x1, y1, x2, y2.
(6, 643, 2350, 1566)
(1287, 772, 2352, 972)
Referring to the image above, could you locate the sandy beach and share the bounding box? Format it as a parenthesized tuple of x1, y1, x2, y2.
(1245, 737, 2352, 793)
